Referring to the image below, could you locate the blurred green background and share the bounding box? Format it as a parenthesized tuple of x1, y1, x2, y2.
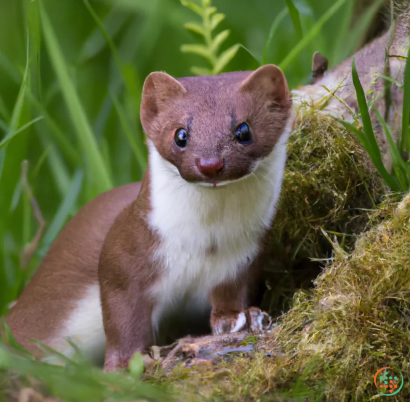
(0, 0, 385, 316)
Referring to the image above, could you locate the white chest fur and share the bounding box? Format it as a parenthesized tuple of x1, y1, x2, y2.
(147, 125, 291, 326)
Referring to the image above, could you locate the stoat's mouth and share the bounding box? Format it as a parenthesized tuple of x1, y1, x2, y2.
(196, 172, 255, 188)
(196, 181, 226, 188)
(180, 159, 263, 188)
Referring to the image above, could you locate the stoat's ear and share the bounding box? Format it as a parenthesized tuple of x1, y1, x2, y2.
(239, 64, 290, 107)
(140, 72, 187, 135)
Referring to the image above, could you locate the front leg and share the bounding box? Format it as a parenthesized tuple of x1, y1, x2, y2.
(210, 277, 272, 335)
(100, 278, 154, 371)
(98, 205, 157, 372)
(210, 280, 248, 334)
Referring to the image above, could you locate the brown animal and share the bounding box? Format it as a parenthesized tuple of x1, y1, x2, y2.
(6, 65, 293, 371)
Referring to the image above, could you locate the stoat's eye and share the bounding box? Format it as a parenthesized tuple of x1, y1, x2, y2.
(174, 128, 188, 148)
(235, 123, 253, 145)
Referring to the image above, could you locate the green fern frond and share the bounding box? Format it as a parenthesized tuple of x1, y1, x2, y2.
(181, 0, 239, 75)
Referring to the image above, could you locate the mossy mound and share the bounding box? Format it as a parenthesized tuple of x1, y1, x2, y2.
(261, 106, 385, 315)
(277, 193, 410, 400)
(148, 193, 410, 401)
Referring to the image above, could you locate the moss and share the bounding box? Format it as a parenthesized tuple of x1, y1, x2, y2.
(148, 194, 410, 401)
(261, 106, 385, 315)
(277, 193, 410, 400)
(148, 352, 293, 402)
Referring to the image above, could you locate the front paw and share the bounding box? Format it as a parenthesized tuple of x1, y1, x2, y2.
(244, 307, 272, 332)
(211, 311, 248, 335)
(104, 348, 148, 372)
(211, 307, 272, 335)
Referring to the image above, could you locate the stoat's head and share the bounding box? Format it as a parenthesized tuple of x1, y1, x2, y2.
(140, 65, 292, 187)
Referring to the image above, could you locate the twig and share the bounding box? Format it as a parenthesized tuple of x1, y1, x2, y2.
(19, 160, 46, 269)
(160, 332, 250, 371)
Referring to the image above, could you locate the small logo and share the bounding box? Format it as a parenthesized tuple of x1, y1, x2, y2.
(374, 367, 403, 396)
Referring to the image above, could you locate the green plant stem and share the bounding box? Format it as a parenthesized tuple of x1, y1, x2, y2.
(39, 2, 112, 194)
(203, 9, 216, 67)
(263, 7, 287, 65)
(279, 0, 346, 72)
(400, 34, 410, 153)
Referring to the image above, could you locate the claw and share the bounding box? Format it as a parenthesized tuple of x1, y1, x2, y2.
(212, 308, 272, 335)
(245, 307, 272, 332)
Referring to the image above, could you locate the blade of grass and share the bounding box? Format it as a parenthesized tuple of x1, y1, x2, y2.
(0, 93, 11, 121)
(0, 116, 43, 150)
(342, 0, 385, 59)
(0, 341, 170, 401)
(38, 169, 84, 258)
(93, 94, 113, 141)
(22, 163, 32, 259)
(31, 146, 51, 181)
(351, 58, 383, 159)
(82, 0, 125, 82)
(373, 107, 408, 190)
(120, 63, 143, 137)
(0, 35, 31, 184)
(238, 44, 262, 66)
(39, 3, 112, 194)
(376, 74, 403, 88)
(2, 323, 34, 359)
(111, 93, 147, 172)
(82, 0, 145, 170)
(263, 7, 287, 65)
(285, 0, 302, 41)
(337, 119, 368, 149)
(83, 0, 143, 112)
(338, 118, 399, 191)
(30, 339, 78, 366)
(0, 50, 21, 84)
(400, 35, 410, 153)
(38, 132, 71, 198)
(340, 58, 402, 191)
(0, 149, 5, 181)
(383, 7, 396, 123)
(27, 89, 81, 166)
(332, 0, 354, 63)
(279, 0, 346, 72)
(9, 34, 30, 132)
(78, 9, 129, 65)
(100, 138, 113, 180)
(113, 20, 145, 135)
(0, 35, 31, 270)
(0, 118, 9, 133)
(28, 0, 42, 100)
(121, 3, 163, 72)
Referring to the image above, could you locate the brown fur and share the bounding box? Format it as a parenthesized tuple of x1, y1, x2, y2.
(6, 183, 141, 358)
(98, 173, 160, 370)
(101, 65, 291, 370)
(141, 65, 291, 184)
(7, 65, 292, 371)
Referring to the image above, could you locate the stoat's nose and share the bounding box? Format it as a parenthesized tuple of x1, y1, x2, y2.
(196, 157, 224, 177)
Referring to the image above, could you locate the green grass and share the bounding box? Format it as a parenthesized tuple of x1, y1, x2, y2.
(0, 0, 385, 400)
(0, 326, 171, 401)
(338, 49, 410, 193)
